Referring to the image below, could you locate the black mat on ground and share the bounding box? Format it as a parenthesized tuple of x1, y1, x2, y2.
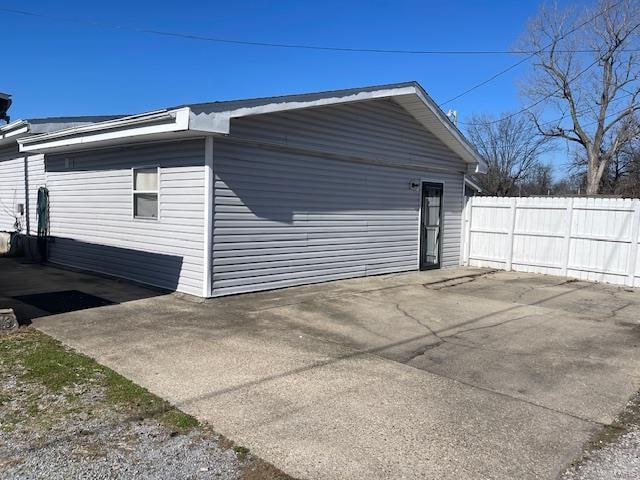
(13, 290, 114, 315)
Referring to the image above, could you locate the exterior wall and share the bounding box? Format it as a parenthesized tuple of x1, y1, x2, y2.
(0, 146, 47, 235)
(26, 153, 46, 235)
(0, 145, 26, 232)
(211, 143, 464, 297)
(229, 98, 467, 172)
(45, 140, 205, 296)
(211, 99, 467, 296)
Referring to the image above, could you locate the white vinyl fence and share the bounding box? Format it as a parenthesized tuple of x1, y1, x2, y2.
(462, 196, 640, 287)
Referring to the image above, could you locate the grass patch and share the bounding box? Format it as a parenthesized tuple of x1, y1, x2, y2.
(160, 409, 199, 431)
(0, 329, 198, 432)
(233, 445, 250, 459)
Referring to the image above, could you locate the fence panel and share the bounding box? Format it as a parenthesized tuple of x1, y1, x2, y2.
(462, 196, 640, 287)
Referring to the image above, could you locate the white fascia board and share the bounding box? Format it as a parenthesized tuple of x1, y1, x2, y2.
(196, 86, 419, 135)
(0, 120, 30, 145)
(18, 108, 192, 153)
(227, 86, 418, 120)
(464, 176, 483, 192)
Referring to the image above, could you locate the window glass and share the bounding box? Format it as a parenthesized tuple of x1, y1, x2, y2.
(134, 168, 158, 191)
(133, 167, 159, 219)
(134, 193, 158, 219)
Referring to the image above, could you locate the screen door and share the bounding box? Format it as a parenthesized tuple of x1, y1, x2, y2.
(420, 182, 443, 270)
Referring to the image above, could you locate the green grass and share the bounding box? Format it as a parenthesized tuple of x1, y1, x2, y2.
(0, 329, 198, 432)
(233, 445, 250, 459)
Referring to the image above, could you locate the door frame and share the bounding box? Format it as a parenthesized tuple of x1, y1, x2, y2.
(419, 180, 444, 271)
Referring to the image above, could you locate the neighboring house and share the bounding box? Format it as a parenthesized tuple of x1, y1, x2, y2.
(2, 82, 486, 297)
(0, 116, 121, 235)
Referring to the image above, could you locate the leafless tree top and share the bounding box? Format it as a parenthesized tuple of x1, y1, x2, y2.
(519, 0, 640, 193)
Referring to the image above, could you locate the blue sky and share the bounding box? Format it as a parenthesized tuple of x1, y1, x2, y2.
(2, 0, 590, 168)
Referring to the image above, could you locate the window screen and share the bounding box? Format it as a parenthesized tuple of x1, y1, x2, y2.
(133, 167, 158, 219)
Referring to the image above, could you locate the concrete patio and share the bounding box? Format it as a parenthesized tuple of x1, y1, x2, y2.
(2, 257, 640, 479)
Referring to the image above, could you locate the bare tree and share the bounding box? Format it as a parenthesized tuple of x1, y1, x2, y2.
(520, 0, 640, 194)
(519, 163, 555, 196)
(568, 133, 640, 195)
(466, 113, 552, 196)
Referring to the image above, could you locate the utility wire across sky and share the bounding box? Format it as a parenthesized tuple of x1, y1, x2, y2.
(0, 6, 635, 57)
(0, 1, 634, 123)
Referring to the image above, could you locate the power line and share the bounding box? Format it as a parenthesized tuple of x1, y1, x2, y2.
(459, 56, 604, 126)
(438, 0, 625, 106)
(539, 91, 636, 128)
(459, 13, 640, 128)
(0, 6, 638, 57)
(582, 103, 640, 129)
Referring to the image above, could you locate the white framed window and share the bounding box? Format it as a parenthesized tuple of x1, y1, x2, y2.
(132, 167, 159, 220)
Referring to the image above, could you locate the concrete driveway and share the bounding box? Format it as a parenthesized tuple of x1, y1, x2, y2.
(3, 258, 640, 479)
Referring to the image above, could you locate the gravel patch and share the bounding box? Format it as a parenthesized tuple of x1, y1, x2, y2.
(561, 427, 640, 480)
(1, 421, 241, 480)
(561, 392, 640, 480)
(0, 329, 292, 480)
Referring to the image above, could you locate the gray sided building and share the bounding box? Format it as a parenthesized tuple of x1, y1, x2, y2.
(1, 82, 486, 297)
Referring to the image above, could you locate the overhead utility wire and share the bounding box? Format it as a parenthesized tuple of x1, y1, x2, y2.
(0, 6, 637, 57)
(459, 17, 640, 127)
(538, 91, 636, 127)
(438, 0, 624, 106)
(459, 56, 604, 126)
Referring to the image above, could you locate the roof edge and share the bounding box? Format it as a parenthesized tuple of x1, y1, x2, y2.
(0, 120, 29, 146)
(17, 82, 486, 170)
(18, 108, 195, 153)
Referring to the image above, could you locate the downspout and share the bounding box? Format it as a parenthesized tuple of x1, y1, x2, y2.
(203, 136, 214, 297)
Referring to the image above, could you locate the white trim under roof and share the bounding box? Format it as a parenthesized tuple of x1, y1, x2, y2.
(464, 176, 483, 193)
(19, 108, 191, 153)
(0, 120, 29, 146)
(17, 83, 486, 172)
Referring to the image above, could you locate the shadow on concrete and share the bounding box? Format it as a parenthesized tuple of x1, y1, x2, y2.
(1, 247, 179, 325)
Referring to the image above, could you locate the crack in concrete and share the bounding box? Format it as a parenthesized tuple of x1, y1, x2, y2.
(391, 306, 614, 427)
(392, 303, 637, 370)
(412, 363, 608, 427)
(245, 270, 496, 314)
(421, 270, 497, 291)
(392, 304, 543, 362)
(604, 302, 633, 320)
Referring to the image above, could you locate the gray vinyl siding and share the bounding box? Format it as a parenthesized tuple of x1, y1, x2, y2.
(228, 98, 467, 172)
(211, 141, 464, 296)
(211, 99, 467, 296)
(45, 140, 205, 296)
(26, 153, 46, 235)
(0, 146, 26, 233)
(0, 146, 47, 235)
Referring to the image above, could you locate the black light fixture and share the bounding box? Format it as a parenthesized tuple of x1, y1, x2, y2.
(0, 93, 11, 124)
(409, 179, 421, 191)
